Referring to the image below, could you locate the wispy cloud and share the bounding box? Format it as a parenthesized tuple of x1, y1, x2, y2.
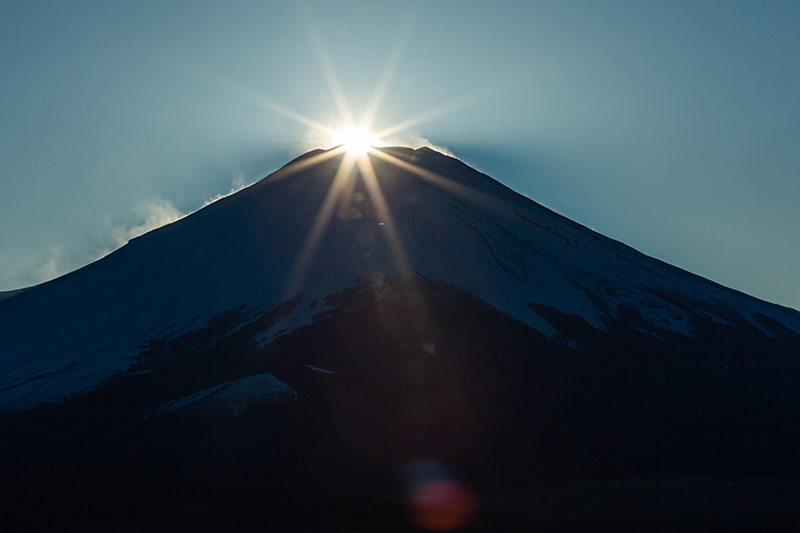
(200, 172, 247, 208)
(382, 132, 455, 157)
(0, 181, 253, 291)
(36, 245, 66, 281)
(0, 245, 69, 291)
(113, 198, 185, 246)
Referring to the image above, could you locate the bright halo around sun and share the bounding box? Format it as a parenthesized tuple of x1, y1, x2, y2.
(331, 127, 384, 155)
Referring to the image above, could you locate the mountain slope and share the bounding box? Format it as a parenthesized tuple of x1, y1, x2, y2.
(1, 146, 798, 414)
(1, 146, 799, 530)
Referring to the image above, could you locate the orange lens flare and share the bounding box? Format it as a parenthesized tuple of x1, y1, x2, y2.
(405, 461, 476, 531)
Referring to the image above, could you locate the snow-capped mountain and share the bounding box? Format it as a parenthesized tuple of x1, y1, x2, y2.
(2, 146, 799, 529)
(2, 146, 798, 413)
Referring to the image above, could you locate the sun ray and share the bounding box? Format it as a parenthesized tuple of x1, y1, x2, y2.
(283, 142, 510, 296)
(213, 77, 334, 134)
(358, 4, 420, 132)
(357, 154, 411, 277)
(299, 1, 355, 127)
(375, 92, 480, 140)
(336, 161, 359, 219)
(287, 151, 358, 294)
(281, 142, 515, 299)
(359, 63, 395, 132)
(162, 59, 337, 140)
(368, 148, 502, 211)
(266, 146, 346, 184)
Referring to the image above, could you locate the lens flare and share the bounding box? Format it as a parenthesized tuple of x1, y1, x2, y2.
(405, 460, 476, 531)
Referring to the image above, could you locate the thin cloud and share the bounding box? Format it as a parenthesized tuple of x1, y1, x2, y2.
(0, 245, 68, 290)
(1, 184, 250, 291)
(36, 246, 65, 281)
(382, 132, 455, 157)
(114, 198, 185, 246)
(200, 172, 247, 208)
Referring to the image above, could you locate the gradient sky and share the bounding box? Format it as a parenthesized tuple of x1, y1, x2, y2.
(2, 0, 799, 311)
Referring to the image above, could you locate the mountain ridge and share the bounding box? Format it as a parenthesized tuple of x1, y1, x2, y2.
(1, 146, 799, 414)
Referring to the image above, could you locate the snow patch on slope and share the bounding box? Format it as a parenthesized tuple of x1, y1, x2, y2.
(148, 372, 296, 418)
(254, 297, 336, 348)
(0, 343, 137, 414)
(304, 364, 336, 374)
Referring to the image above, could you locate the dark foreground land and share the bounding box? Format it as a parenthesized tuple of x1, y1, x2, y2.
(2, 470, 800, 532)
(3, 283, 800, 531)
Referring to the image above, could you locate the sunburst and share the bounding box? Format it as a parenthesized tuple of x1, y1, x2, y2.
(330, 126, 385, 155)
(273, 117, 494, 296)
(200, 8, 490, 297)
(281, 127, 503, 296)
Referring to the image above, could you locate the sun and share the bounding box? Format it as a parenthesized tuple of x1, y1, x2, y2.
(331, 127, 384, 155)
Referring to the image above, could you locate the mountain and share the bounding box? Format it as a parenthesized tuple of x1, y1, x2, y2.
(2, 146, 799, 531)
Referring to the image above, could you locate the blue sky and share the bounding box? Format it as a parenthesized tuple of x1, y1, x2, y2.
(2, 0, 799, 310)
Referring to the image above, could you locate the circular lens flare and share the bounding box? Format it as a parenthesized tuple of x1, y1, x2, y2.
(405, 460, 475, 531)
(332, 127, 384, 154)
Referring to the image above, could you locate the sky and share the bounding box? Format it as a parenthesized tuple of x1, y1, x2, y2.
(1, 0, 799, 311)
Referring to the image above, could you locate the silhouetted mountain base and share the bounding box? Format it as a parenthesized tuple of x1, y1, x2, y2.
(3, 277, 799, 529)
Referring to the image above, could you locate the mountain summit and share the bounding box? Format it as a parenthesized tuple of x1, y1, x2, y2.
(2, 146, 800, 530)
